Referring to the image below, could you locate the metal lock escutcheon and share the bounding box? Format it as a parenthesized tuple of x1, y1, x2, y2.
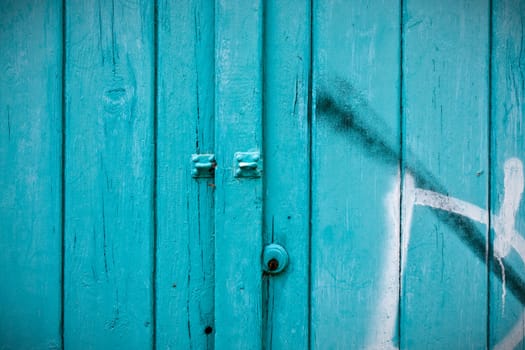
(262, 244, 289, 274)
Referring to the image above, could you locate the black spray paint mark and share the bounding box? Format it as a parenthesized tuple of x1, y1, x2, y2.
(316, 84, 525, 306)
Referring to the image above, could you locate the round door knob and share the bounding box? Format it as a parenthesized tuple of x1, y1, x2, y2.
(262, 244, 289, 274)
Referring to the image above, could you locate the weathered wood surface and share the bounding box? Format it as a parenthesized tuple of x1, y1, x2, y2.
(312, 0, 401, 348)
(401, 0, 490, 348)
(156, 0, 215, 348)
(0, 1, 63, 348)
(262, 0, 311, 348)
(0, 1, 524, 349)
(64, 0, 154, 348)
(214, 0, 264, 348)
(490, 0, 525, 348)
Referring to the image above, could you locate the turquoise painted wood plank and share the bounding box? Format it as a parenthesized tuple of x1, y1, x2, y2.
(64, 0, 154, 348)
(0, 1, 62, 348)
(311, 0, 401, 348)
(401, 0, 489, 348)
(262, 1, 311, 348)
(156, 0, 215, 348)
(214, 0, 263, 347)
(490, 0, 525, 348)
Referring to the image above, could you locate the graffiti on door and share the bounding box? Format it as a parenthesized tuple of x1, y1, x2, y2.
(317, 81, 524, 348)
(378, 157, 524, 349)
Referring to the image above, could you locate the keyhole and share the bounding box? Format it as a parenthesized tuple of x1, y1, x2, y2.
(262, 244, 288, 274)
(267, 258, 279, 271)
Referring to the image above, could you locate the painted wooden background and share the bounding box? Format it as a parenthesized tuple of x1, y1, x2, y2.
(1, 0, 523, 349)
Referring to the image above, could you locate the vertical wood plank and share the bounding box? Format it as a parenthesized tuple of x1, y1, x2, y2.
(64, 0, 154, 348)
(156, 0, 215, 348)
(311, 0, 401, 348)
(490, 0, 525, 348)
(401, 0, 489, 348)
(214, 0, 263, 347)
(0, 1, 62, 348)
(262, 1, 310, 348)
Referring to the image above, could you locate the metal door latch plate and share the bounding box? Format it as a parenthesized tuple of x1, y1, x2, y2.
(191, 154, 216, 178)
(234, 152, 262, 178)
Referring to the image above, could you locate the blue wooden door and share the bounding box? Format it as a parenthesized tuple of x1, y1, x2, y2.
(311, 1, 525, 348)
(1, 0, 524, 349)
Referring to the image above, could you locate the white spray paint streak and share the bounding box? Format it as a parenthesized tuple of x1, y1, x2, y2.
(377, 158, 524, 349)
(413, 189, 488, 225)
(493, 158, 524, 350)
(401, 174, 416, 278)
(492, 159, 524, 315)
(493, 158, 524, 260)
(366, 173, 416, 350)
(366, 174, 400, 350)
(509, 233, 525, 265)
(496, 257, 507, 312)
(409, 158, 524, 263)
(411, 158, 524, 312)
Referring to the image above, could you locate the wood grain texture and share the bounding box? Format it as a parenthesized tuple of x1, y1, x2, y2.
(311, 0, 401, 348)
(0, 1, 62, 348)
(156, 0, 215, 348)
(262, 1, 311, 348)
(64, 0, 154, 348)
(214, 0, 263, 347)
(4, 2, 525, 349)
(490, 0, 525, 348)
(401, 0, 490, 348)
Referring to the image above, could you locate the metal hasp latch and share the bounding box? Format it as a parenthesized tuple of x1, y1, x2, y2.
(191, 154, 216, 178)
(262, 244, 289, 274)
(234, 151, 262, 178)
